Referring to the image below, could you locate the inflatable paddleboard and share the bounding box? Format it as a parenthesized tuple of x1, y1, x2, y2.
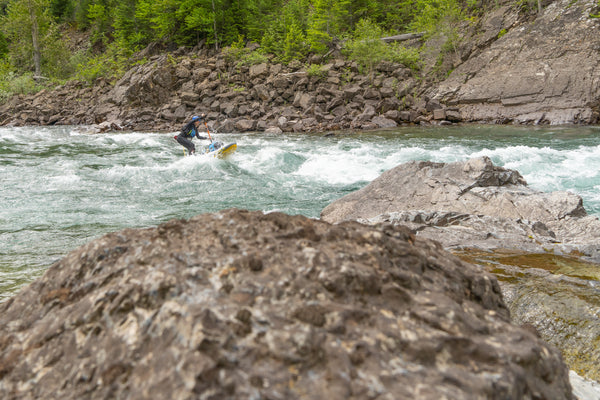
(204, 142, 237, 159)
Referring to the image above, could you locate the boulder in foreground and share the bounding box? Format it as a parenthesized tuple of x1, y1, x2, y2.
(0, 209, 572, 399)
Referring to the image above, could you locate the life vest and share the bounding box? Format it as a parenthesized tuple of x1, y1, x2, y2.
(181, 121, 198, 138)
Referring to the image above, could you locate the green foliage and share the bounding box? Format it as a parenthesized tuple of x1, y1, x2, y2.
(344, 18, 421, 76)
(242, 50, 268, 66)
(223, 36, 268, 67)
(306, 0, 350, 54)
(49, 0, 74, 22)
(222, 35, 247, 64)
(87, 2, 111, 46)
(409, 0, 476, 34)
(344, 18, 386, 74)
(590, 0, 600, 17)
(387, 42, 421, 71)
(259, 0, 310, 61)
(0, 0, 476, 94)
(306, 63, 327, 79)
(0, 61, 41, 102)
(74, 43, 133, 83)
(283, 23, 308, 62)
(42, 25, 77, 78)
(1, 0, 74, 78)
(0, 31, 8, 59)
(498, 28, 507, 38)
(406, 0, 476, 65)
(73, 52, 111, 83)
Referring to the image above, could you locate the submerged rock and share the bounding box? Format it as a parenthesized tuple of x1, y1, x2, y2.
(458, 250, 600, 383)
(0, 209, 572, 399)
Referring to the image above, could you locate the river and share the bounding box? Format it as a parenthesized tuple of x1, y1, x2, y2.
(2, 124, 600, 301)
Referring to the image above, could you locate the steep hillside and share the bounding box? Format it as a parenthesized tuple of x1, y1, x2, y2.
(1, 0, 599, 131)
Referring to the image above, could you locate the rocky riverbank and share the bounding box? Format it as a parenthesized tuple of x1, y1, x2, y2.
(1, 0, 600, 131)
(0, 50, 433, 134)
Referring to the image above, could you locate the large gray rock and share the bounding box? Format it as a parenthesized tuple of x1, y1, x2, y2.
(105, 55, 175, 107)
(0, 209, 573, 399)
(321, 157, 600, 261)
(428, 0, 600, 124)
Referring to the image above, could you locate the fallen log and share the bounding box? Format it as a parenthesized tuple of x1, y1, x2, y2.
(381, 32, 426, 42)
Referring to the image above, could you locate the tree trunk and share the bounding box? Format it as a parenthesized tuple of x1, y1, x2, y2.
(212, 0, 218, 50)
(28, 0, 42, 78)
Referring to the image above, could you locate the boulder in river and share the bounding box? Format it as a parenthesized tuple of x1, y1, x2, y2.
(0, 209, 573, 399)
(321, 156, 600, 262)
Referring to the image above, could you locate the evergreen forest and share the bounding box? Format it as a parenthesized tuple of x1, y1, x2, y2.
(0, 0, 480, 100)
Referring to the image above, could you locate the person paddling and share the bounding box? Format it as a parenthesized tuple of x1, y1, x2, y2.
(175, 114, 208, 155)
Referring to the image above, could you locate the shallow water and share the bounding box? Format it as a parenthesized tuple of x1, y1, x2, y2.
(2, 124, 600, 301)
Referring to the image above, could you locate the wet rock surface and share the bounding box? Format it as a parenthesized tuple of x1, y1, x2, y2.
(0, 209, 572, 399)
(461, 251, 600, 383)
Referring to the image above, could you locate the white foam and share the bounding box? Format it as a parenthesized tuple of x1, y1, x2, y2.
(293, 143, 384, 185)
(47, 174, 82, 187)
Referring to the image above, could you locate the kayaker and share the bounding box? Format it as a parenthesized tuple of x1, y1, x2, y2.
(175, 114, 208, 155)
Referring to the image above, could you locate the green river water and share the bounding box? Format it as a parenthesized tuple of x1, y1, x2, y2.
(2, 124, 600, 300)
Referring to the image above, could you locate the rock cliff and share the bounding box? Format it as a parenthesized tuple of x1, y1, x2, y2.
(427, 0, 600, 125)
(0, 209, 573, 399)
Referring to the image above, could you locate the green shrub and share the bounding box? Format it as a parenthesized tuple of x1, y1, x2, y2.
(0, 32, 8, 60)
(74, 44, 132, 84)
(223, 36, 269, 67)
(223, 37, 269, 66)
(283, 23, 309, 62)
(223, 36, 248, 64)
(306, 63, 327, 78)
(387, 43, 421, 71)
(0, 61, 41, 102)
(343, 19, 387, 76)
(344, 18, 421, 77)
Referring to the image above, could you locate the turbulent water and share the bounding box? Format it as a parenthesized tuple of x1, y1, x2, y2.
(2, 124, 600, 302)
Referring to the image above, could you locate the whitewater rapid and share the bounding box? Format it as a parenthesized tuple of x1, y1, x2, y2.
(2, 124, 600, 302)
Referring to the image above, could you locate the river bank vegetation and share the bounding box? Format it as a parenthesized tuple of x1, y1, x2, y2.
(0, 0, 481, 101)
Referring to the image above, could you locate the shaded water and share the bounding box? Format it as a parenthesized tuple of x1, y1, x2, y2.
(2, 124, 600, 302)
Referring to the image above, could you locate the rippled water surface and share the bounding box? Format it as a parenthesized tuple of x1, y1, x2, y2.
(2, 124, 600, 301)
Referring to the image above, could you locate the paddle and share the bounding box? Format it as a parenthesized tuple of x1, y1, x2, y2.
(203, 120, 213, 143)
